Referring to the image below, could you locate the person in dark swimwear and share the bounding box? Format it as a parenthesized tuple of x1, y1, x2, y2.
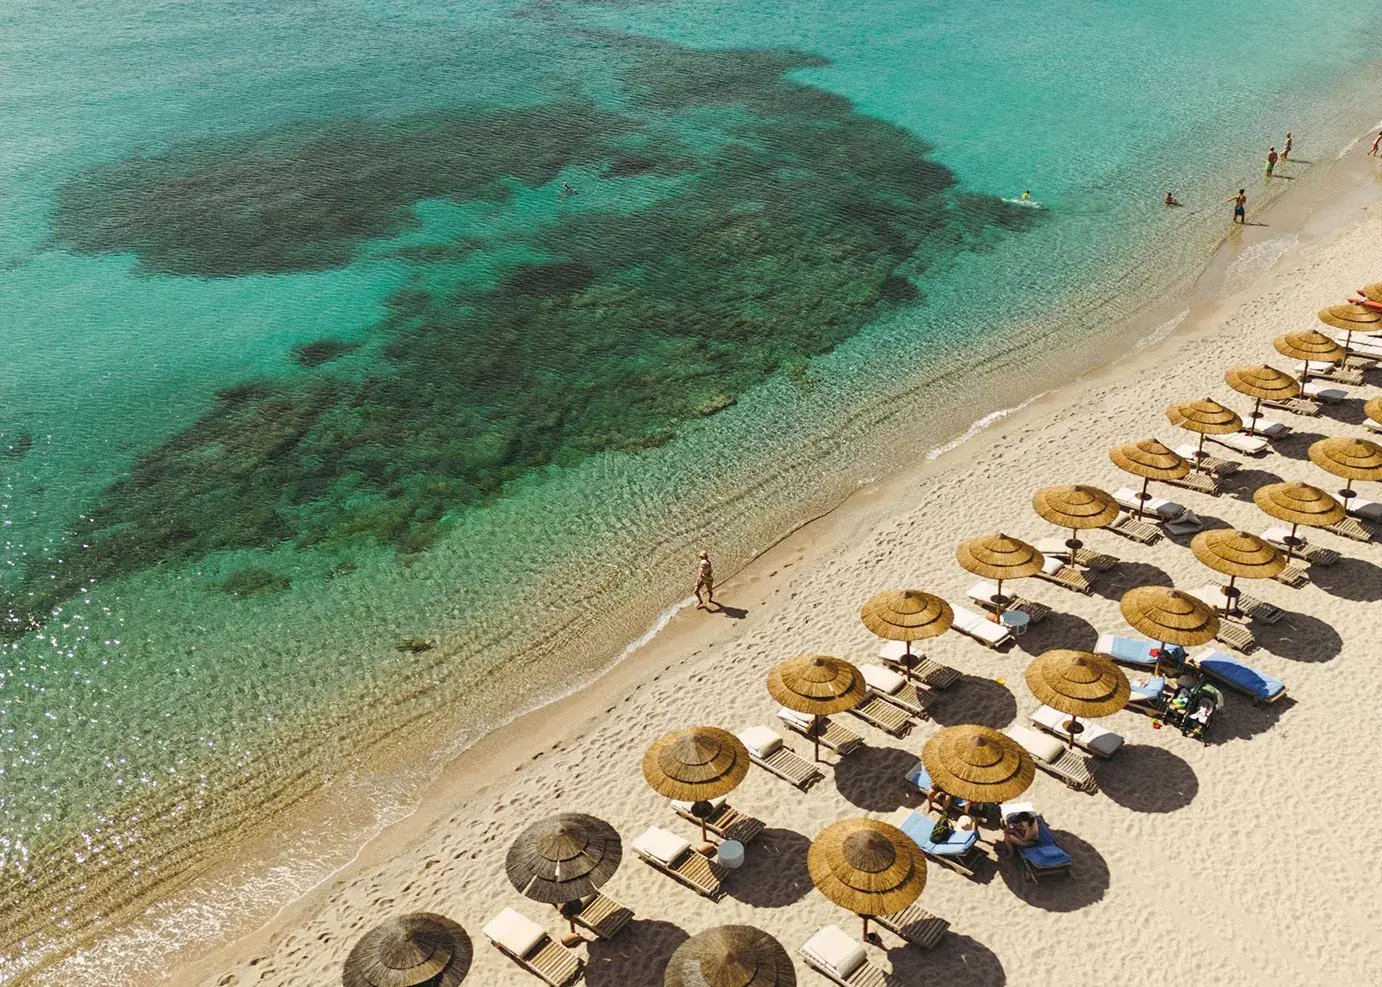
(1164, 192, 1180, 206)
(1226, 189, 1247, 223)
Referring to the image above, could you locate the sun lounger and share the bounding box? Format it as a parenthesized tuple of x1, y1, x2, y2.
(1179, 587, 1256, 653)
(904, 759, 966, 810)
(1172, 443, 1241, 476)
(949, 603, 1014, 649)
(1106, 512, 1162, 545)
(1126, 674, 1167, 715)
(567, 891, 633, 940)
(1366, 417, 1382, 436)
(1274, 562, 1309, 587)
(1185, 583, 1283, 624)
(1210, 431, 1270, 456)
(1261, 525, 1340, 565)
(1033, 553, 1092, 593)
(1296, 360, 1365, 386)
(848, 691, 914, 737)
(801, 926, 895, 987)
(1094, 633, 1187, 672)
(672, 796, 765, 845)
(873, 900, 951, 950)
(861, 663, 932, 720)
(777, 707, 864, 754)
(1241, 417, 1291, 439)
(1322, 515, 1374, 543)
(888, 807, 980, 880)
(1035, 536, 1119, 571)
(1345, 496, 1382, 524)
(876, 641, 962, 688)
(1000, 803, 1073, 882)
(1301, 381, 1348, 403)
(631, 827, 726, 900)
(1191, 649, 1287, 705)
(483, 908, 584, 986)
(1005, 725, 1098, 793)
(1263, 394, 1319, 416)
(1028, 705, 1124, 758)
(736, 725, 822, 790)
(1112, 487, 1189, 521)
(1164, 469, 1220, 496)
(965, 582, 1051, 623)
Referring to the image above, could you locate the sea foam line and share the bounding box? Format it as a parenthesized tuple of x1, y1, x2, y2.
(925, 391, 1047, 462)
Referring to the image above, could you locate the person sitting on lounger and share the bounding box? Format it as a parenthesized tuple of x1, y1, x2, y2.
(998, 811, 1039, 857)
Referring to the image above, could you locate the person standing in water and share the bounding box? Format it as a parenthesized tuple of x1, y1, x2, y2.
(1265, 146, 1278, 178)
(1282, 131, 1293, 161)
(694, 551, 717, 610)
(1226, 189, 1247, 224)
(1370, 131, 1382, 157)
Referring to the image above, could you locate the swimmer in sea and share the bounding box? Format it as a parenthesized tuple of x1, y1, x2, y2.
(559, 181, 577, 200)
(1020, 190, 1032, 201)
(1164, 192, 1180, 206)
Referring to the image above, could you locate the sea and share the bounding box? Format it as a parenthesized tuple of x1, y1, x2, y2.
(3, 0, 1381, 980)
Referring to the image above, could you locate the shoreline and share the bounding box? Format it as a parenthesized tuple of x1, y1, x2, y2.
(149, 132, 1382, 987)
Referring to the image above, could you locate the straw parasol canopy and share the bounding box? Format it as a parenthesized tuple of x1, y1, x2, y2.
(1366, 396, 1382, 429)
(665, 925, 797, 987)
(1166, 399, 1243, 468)
(921, 725, 1035, 806)
(343, 914, 471, 987)
(955, 533, 1043, 614)
(1025, 650, 1129, 743)
(1120, 586, 1218, 674)
(1190, 530, 1285, 616)
(1109, 439, 1189, 517)
(1224, 364, 1301, 434)
(1308, 436, 1382, 499)
(1253, 481, 1344, 563)
(858, 589, 953, 664)
(807, 818, 926, 941)
(506, 813, 622, 907)
(767, 655, 867, 760)
(1357, 282, 1382, 306)
(1318, 303, 1382, 340)
(1031, 484, 1119, 555)
(1274, 331, 1345, 384)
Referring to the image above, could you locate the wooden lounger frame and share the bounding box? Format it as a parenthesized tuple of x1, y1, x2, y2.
(635, 844, 727, 900)
(1035, 564, 1092, 594)
(849, 695, 913, 737)
(569, 891, 633, 940)
(799, 946, 894, 987)
(878, 653, 962, 689)
(489, 932, 584, 987)
(1164, 470, 1220, 496)
(869, 680, 933, 720)
(672, 801, 765, 845)
(748, 743, 823, 790)
(1107, 513, 1162, 545)
(780, 713, 864, 755)
(874, 902, 951, 948)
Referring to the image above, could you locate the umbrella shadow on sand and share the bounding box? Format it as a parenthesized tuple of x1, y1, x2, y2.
(1089, 561, 1175, 601)
(928, 674, 1019, 729)
(1252, 610, 1343, 663)
(1309, 555, 1382, 603)
(1222, 467, 1285, 502)
(585, 919, 688, 987)
(1012, 611, 1099, 654)
(724, 827, 812, 908)
(1097, 743, 1198, 812)
(998, 830, 1109, 912)
(833, 744, 925, 812)
(1267, 429, 1330, 462)
(888, 932, 1006, 986)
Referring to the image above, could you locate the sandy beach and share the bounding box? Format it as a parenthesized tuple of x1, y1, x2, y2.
(141, 143, 1382, 987)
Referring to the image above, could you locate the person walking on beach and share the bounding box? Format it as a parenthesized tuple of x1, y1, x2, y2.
(1227, 188, 1247, 224)
(694, 551, 717, 610)
(1370, 131, 1382, 157)
(1282, 132, 1293, 161)
(1265, 146, 1278, 178)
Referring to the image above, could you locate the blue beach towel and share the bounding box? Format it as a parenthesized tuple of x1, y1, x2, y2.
(898, 810, 978, 857)
(1104, 636, 1186, 670)
(1197, 651, 1285, 702)
(1019, 818, 1073, 870)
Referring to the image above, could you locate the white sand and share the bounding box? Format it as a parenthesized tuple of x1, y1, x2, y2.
(173, 206, 1382, 987)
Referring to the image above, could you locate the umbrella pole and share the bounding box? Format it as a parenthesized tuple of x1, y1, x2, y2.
(1247, 396, 1263, 435)
(902, 639, 915, 682)
(994, 577, 1005, 616)
(1138, 476, 1151, 518)
(1068, 526, 1083, 559)
(812, 715, 822, 763)
(1284, 521, 1300, 564)
(1341, 477, 1356, 503)
(1196, 432, 1208, 470)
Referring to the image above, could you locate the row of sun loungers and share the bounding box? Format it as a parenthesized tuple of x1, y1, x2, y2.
(1028, 704, 1124, 758)
(1112, 488, 1203, 535)
(1261, 526, 1339, 566)
(1097, 634, 1288, 704)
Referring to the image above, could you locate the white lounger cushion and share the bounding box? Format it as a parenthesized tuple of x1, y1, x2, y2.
(1302, 381, 1347, 402)
(951, 603, 1010, 645)
(633, 826, 690, 865)
(1030, 705, 1124, 756)
(672, 794, 726, 813)
(1212, 432, 1269, 455)
(737, 725, 783, 758)
(1245, 418, 1290, 438)
(802, 925, 866, 979)
(777, 706, 814, 730)
(1006, 724, 1066, 764)
(1296, 360, 1344, 374)
(1040, 554, 1065, 575)
(1347, 497, 1382, 522)
(484, 908, 547, 958)
(1172, 443, 1211, 463)
(860, 663, 906, 695)
(1112, 487, 1186, 520)
(1185, 585, 1231, 610)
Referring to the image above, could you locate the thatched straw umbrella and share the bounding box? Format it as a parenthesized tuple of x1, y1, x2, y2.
(665, 925, 797, 987)
(343, 914, 472, 987)
(954, 533, 1043, 616)
(1224, 365, 1301, 435)
(643, 727, 750, 844)
(1319, 303, 1382, 358)
(1119, 586, 1219, 675)
(1190, 530, 1285, 618)
(1366, 396, 1382, 432)
(859, 589, 952, 680)
(505, 813, 623, 942)
(1273, 331, 1345, 386)
(1165, 399, 1242, 471)
(921, 724, 1035, 806)
(1252, 481, 1345, 564)
(767, 655, 867, 762)
(1109, 439, 1189, 518)
(1031, 484, 1119, 559)
(1024, 649, 1129, 745)
(1308, 436, 1382, 504)
(807, 818, 926, 942)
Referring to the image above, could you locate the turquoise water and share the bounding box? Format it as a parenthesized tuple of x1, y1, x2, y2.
(3, 0, 1381, 977)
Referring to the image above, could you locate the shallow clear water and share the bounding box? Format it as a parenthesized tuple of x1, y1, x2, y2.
(3, 0, 1381, 976)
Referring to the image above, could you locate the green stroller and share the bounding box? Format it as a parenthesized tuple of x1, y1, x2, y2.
(1163, 679, 1224, 744)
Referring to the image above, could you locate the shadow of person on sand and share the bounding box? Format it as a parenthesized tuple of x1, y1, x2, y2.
(1253, 610, 1343, 662)
(1098, 743, 1198, 812)
(1222, 467, 1285, 502)
(1309, 556, 1382, 603)
(724, 827, 812, 908)
(998, 830, 1109, 911)
(928, 674, 1019, 728)
(888, 932, 1006, 986)
(833, 745, 924, 812)
(585, 919, 688, 987)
